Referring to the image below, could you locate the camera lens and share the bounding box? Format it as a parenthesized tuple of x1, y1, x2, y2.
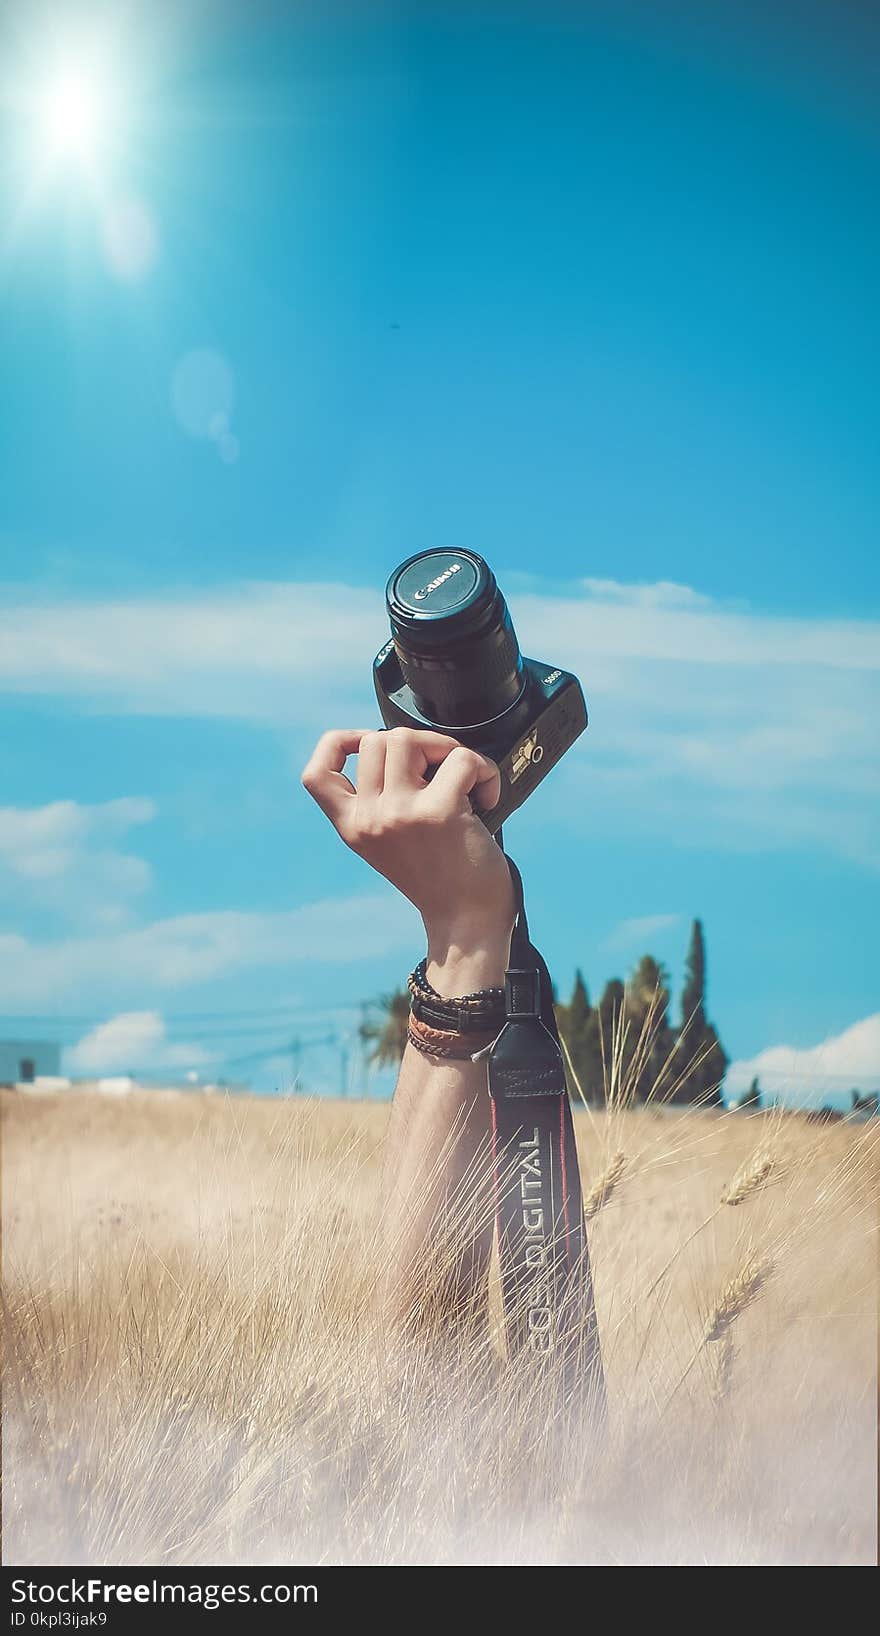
(386, 548, 524, 727)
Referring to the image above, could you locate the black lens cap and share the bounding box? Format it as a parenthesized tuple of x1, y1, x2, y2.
(387, 549, 497, 646)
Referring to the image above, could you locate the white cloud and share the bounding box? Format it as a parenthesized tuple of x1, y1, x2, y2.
(580, 579, 714, 611)
(0, 797, 156, 920)
(0, 891, 419, 1008)
(0, 583, 382, 720)
(1, 578, 877, 867)
(1, 581, 877, 718)
(726, 1013, 880, 1106)
(0, 797, 154, 879)
(67, 1010, 205, 1075)
(512, 586, 880, 871)
(515, 586, 880, 671)
(605, 913, 681, 951)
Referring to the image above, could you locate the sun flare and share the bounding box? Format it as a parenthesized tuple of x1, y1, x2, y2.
(5, 30, 124, 198)
(39, 69, 110, 166)
(1, 21, 161, 276)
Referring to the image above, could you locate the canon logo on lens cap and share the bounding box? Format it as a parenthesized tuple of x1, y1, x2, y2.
(387, 548, 489, 634)
(412, 562, 463, 601)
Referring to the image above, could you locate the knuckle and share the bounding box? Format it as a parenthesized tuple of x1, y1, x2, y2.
(380, 800, 410, 830)
(416, 806, 446, 832)
(354, 810, 384, 842)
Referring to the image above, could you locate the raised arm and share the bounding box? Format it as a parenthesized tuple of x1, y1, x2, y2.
(301, 726, 514, 1339)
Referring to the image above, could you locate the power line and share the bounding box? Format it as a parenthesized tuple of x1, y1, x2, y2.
(0, 1002, 361, 1026)
(218, 1031, 340, 1076)
(150, 1014, 359, 1045)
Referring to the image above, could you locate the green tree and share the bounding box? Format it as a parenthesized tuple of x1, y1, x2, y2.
(682, 918, 707, 1031)
(568, 969, 591, 1034)
(556, 970, 604, 1105)
(594, 977, 625, 1104)
(672, 920, 727, 1105)
(738, 1076, 762, 1111)
(629, 954, 669, 1012)
(585, 967, 677, 1107)
(359, 989, 410, 1069)
(626, 955, 675, 1103)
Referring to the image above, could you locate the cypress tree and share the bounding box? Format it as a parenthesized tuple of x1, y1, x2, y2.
(568, 969, 591, 1035)
(630, 954, 670, 1015)
(674, 920, 727, 1106)
(557, 970, 603, 1105)
(628, 955, 675, 1102)
(739, 1076, 762, 1110)
(594, 977, 625, 1105)
(682, 919, 706, 1032)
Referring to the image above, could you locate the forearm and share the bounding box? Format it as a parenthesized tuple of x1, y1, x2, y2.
(382, 1041, 493, 1334)
(382, 930, 511, 1340)
(300, 724, 515, 1340)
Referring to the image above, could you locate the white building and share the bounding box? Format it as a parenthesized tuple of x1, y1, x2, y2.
(0, 1039, 61, 1085)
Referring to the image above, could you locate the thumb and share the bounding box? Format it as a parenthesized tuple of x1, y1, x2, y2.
(424, 745, 501, 815)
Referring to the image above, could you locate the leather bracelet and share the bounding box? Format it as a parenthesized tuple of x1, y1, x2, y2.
(407, 1014, 500, 1060)
(409, 994, 505, 1033)
(407, 957, 506, 1034)
(408, 1028, 472, 1060)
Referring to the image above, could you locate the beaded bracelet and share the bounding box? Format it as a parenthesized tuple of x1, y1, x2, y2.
(407, 957, 506, 1035)
(409, 956, 505, 1008)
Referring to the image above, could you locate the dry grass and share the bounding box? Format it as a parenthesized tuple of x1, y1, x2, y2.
(2, 1083, 877, 1566)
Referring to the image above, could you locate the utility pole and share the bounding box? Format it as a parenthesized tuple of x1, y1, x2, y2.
(359, 1002, 369, 1098)
(339, 1034, 349, 1099)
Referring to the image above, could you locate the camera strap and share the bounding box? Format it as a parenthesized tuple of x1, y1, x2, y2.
(486, 853, 606, 1415)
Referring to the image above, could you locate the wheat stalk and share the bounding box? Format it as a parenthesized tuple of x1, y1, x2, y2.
(624, 1151, 777, 1371)
(705, 1255, 772, 1342)
(708, 1331, 735, 1406)
(669, 1253, 774, 1404)
(583, 1150, 629, 1219)
(721, 1151, 777, 1207)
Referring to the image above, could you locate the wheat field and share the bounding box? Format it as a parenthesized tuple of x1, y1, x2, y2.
(2, 1084, 877, 1567)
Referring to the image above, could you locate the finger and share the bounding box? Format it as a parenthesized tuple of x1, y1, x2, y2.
(355, 730, 389, 799)
(423, 745, 502, 815)
(301, 729, 370, 828)
(383, 727, 461, 791)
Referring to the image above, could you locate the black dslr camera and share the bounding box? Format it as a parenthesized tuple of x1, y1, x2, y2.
(373, 549, 587, 834)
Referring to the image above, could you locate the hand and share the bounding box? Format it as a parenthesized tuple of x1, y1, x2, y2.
(301, 727, 515, 990)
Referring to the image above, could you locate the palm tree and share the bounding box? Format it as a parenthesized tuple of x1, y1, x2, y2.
(359, 989, 409, 1069)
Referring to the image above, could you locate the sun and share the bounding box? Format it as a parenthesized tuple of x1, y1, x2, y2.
(39, 70, 108, 165)
(0, 21, 164, 277)
(3, 28, 123, 197)
(35, 65, 115, 174)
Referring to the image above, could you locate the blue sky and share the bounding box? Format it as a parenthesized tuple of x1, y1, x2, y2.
(1, 1, 878, 1103)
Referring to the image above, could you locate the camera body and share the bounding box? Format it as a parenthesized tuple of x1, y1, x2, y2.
(373, 549, 587, 834)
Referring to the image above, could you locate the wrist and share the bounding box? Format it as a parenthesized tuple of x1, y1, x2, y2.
(424, 912, 514, 996)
